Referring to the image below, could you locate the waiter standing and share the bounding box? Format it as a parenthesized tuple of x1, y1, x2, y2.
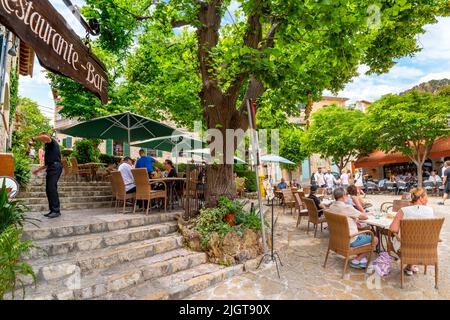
(31, 132, 62, 218)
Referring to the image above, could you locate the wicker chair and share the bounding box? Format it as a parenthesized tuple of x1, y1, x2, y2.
(109, 174, 117, 208)
(111, 171, 135, 214)
(302, 197, 327, 238)
(302, 187, 310, 196)
(399, 218, 444, 289)
(132, 168, 167, 214)
(316, 187, 327, 198)
(281, 189, 296, 215)
(61, 159, 72, 180)
(70, 157, 91, 181)
(293, 193, 309, 228)
(323, 210, 376, 278)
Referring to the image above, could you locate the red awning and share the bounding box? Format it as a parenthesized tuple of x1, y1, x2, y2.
(355, 137, 450, 168)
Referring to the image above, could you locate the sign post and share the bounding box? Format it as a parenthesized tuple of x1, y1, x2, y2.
(0, 0, 108, 103)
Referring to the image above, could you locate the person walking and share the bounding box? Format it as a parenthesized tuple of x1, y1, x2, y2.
(314, 167, 326, 188)
(438, 161, 450, 205)
(31, 132, 63, 218)
(354, 169, 365, 196)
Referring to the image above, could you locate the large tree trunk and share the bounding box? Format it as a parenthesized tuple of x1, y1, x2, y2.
(205, 164, 236, 207)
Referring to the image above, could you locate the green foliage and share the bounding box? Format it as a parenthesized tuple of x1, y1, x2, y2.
(11, 98, 51, 150)
(61, 149, 73, 158)
(98, 154, 122, 165)
(305, 105, 378, 171)
(194, 196, 264, 249)
(279, 129, 310, 171)
(368, 89, 450, 166)
(11, 148, 31, 188)
(65, 0, 448, 132)
(0, 181, 37, 234)
(8, 69, 19, 126)
(234, 169, 257, 192)
(0, 225, 36, 300)
(71, 139, 99, 164)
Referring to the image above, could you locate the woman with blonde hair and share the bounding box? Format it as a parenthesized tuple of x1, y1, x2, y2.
(389, 188, 434, 276)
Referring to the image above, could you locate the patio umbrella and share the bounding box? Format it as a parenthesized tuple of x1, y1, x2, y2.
(260, 154, 295, 165)
(260, 154, 295, 184)
(184, 148, 246, 164)
(131, 134, 203, 170)
(61, 112, 176, 155)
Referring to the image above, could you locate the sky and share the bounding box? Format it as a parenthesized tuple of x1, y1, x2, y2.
(18, 1, 450, 123)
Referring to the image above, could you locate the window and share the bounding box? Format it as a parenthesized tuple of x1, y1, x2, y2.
(147, 149, 157, 157)
(113, 140, 124, 157)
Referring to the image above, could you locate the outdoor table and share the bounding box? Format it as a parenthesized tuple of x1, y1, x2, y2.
(149, 178, 186, 210)
(364, 212, 397, 253)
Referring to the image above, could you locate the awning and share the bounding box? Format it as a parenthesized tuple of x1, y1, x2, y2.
(18, 40, 34, 77)
(355, 137, 450, 168)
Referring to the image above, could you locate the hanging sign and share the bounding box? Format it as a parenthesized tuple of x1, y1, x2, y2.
(0, 0, 108, 103)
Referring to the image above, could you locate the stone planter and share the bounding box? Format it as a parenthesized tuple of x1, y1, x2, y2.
(177, 216, 267, 265)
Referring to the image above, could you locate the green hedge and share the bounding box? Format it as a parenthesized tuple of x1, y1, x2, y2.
(235, 169, 257, 192)
(99, 154, 122, 165)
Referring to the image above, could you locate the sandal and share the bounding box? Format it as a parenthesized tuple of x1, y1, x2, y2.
(404, 267, 413, 276)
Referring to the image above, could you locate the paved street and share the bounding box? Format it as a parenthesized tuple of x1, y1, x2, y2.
(187, 194, 450, 300)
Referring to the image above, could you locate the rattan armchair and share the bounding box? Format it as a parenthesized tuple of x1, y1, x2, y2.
(293, 193, 309, 228)
(132, 168, 167, 214)
(323, 211, 376, 278)
(111, 171, 135, 214)
(70, 157, 92, 181)
(399, 218, 444, 289)
(281, 189, 296, 215)
(302, 197, 327, 238)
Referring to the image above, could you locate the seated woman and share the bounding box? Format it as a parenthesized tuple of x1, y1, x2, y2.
(307, 185, 328, 216)
(346, 185, 365, 213)
(389, 188, 434, 276)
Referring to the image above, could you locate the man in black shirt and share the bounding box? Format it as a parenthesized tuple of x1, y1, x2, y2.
(31, 132, 62, 218)
(307, 185, 327, 217)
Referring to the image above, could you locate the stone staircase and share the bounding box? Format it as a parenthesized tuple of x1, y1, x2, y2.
(11, 210, 244, 300)
(17, 172, 114, 212)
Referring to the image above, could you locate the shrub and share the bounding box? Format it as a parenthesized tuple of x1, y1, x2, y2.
(193, 196, 265, 249)
(0, 181, 37, 234)
(99, 154, 122, 165)
(0, 225, 36, 300)
(71, 139, 99, 164)
(12, 149, 31, 188)
(235, 170, 257, 192)
(61, 149, 72, 158)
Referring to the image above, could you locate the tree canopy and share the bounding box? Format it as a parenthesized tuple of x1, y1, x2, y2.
(306, 105, 377, 172)
(367, 86, 450, 186)
(11, 98, 52, 149)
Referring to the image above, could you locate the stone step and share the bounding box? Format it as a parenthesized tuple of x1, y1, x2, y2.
(18, 190, 113, 198)
(15, 249, 208, 300)
(23, 212, 179, 241)
(27, 234, 183, 282)
(22, 196, 114, 205)
(28, 181, 111, 187)
(25, 185, 113, 193)
(98, 263, 244, 300)
(25, 201, 114, 213)
(25, 221, 178, 259)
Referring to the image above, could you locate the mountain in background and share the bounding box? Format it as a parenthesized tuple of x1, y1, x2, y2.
(402, 78, 450, 94)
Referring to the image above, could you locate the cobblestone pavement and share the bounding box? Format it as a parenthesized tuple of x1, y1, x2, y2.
(187, 195, 450, 300)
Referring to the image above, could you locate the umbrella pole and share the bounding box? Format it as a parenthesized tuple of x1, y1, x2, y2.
(175, 144, 179, 172)
(127, 114, 131, 157)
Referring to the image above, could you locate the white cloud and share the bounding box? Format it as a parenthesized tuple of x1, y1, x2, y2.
(417, 71, 450, 84)
(415, 17, 450, 61)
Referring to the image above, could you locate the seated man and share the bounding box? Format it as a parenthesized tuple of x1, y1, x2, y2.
(135, 149, 156, 176)
(428, 170, 442, 191)
(328, 187, 378, 269)
(277, 178, 288, 190)
(118, 156, 136, 194)
(307, 185, 327, 216)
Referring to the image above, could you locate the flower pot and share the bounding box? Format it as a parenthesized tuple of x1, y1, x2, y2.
(224, 213, 236, 226)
